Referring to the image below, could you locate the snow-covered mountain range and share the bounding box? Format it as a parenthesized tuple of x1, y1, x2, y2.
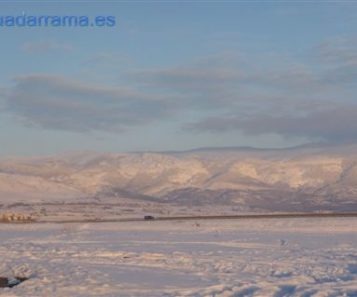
(1, 144, 357, 212)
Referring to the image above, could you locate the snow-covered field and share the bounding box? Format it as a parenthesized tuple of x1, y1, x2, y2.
(0, 218, 356, 297)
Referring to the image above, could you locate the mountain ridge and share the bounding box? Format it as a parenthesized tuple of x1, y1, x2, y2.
(1, 144, 357, 213)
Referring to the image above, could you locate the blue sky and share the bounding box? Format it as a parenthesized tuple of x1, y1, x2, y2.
(0, 1, 357, 156)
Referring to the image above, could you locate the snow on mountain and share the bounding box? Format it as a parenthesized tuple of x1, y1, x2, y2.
(0, 144, 357, 211)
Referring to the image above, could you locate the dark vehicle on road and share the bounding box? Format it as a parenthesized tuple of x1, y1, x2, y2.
(144, 215, 155, 220)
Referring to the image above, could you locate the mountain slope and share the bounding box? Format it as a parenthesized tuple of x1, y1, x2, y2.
(1, 144, 357, 212)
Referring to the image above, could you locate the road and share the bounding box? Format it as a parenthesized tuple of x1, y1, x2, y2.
(32, 212, 357, 224)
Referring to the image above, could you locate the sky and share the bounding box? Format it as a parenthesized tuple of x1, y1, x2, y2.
(0, 1, 357, 156)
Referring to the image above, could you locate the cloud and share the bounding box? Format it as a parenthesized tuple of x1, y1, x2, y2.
(0, 87, 9, 111)
(4, 37, 357, 143)
(4, 74, 169, 132)
(130, 53, 323, 115)
(171, 40, 357, 143)
(186, 105, 357, 143)
(181, 60, 357, 142)
(21, 41, 74, 53)
(82, 53, 131, 68)
(317, 37, 357, 84)
(318, 37, 357, 65)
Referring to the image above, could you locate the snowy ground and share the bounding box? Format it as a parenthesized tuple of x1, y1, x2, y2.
(0, 218, 356, 297)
